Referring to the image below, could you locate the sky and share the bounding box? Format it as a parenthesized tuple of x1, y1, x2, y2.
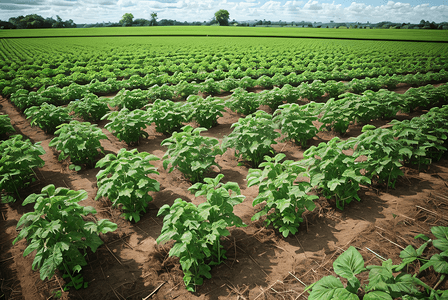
(0, 0, 447, 25)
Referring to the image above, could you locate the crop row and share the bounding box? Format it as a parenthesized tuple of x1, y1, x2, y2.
(2, 83, 447, 204)
(1, 37, 447, 96)
(7, 68, 448, 112)
(2, 65, 447, 98)
(2, 38, 446, 75)
(11, 82, 448, 152)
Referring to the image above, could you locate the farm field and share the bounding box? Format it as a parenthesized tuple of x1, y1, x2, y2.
(1, 26, 448, 42)
(1, 29, 448, 300)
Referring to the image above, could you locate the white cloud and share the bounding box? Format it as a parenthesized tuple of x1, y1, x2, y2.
(0, 0, 447, 24)
(303, 0, 322, 10)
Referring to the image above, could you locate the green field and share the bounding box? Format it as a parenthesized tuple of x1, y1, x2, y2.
(1, 26, 447, 42)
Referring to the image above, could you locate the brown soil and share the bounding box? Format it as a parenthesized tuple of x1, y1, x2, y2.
(1, 85, 448, 300)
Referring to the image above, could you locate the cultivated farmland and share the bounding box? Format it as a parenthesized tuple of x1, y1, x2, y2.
(1, 28, 448, 300)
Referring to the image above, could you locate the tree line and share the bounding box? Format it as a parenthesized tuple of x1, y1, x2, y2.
(1, 11, 447, 30)
(2, 14, 76, 29)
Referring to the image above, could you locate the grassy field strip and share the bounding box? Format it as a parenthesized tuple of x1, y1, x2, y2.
(1, 26, 447, 42)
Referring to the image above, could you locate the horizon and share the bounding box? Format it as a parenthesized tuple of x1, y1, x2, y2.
(0, 1, 447, 25)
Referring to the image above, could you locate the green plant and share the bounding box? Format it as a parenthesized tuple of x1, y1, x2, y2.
(273, 103, 321, 148)
(157, 174, 245, 292)
(68, 94, 109, 121)
(256, 75, 273, 88)
(162, 125, 222, 183)
(247, 154, 317, 237)
(364, 89, 402, 119)
(200, 78, 221, 94)
(40, 85, 67, 106)
(278, 84, 301, 103)
(226, 87, 261, 115)
(319, 97, 356, 134)
(103, 107, 149, 145)
(345, 125, 411, 188)
(302, 137, 371, 210)
(0, 114, 15, 137)
(0, 135, 45, 200)
(260, 87, 284, 111)
(96, 148, 160, 222)
(147, 84, 174, 101)
(25, 103, 72, 134)
(219, 77, 239, 92)
(174, 80, 200, 99)
(62, 83, 89, 102)
(238, 76, 256, 89)
(146, 99, 192, 135)
(306, 246, 425, 300)
(49, 121, 108, 171)
(187, 95, 226, 129)
(391, 111, 448, 169)
(110, 88, 150, 110)
(298, 80, 326, 101)
(13, 184, 117, 290)
(325, 80, 348, 98)
(222, 110, 280, 167)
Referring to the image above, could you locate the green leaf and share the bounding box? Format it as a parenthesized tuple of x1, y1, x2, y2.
(23, 240, 41, 257)
(363, 291, 393, 300)
(420, 254, 448, 274)
(432, 226, 448, 252)
(333, 246, 365, 280)
(96, 219, 118, 234)
(308, 275, 345, 300)
(42, 184, 56, 197)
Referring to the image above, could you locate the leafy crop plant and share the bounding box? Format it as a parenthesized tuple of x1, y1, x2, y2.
(49, 121, 108, 171)
(162, 125, 222, 183)
(0, 135, 45, 201)
(247, 154, 317, 237)
(103, 107, 149, 145)
(96, 149, 160, 222)
(13, 184, 117, 290)
(157, 174, 245, 292)
(302, 137, 371, 210)
(222, 110, 280, 167)
(25, 103, 72, 134)
(187, 95, 226, 129)
(306, 246, 427, 300)
(68, 93, 109, 122)
(0, 114, 15, 137)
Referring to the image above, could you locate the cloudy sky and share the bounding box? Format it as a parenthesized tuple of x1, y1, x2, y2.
(0, 0, 447, 24)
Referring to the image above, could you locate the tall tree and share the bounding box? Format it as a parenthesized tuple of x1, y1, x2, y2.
(150, 12, 157, 26)
(214, 9, 229, 26)
(120, 13, 134, 26)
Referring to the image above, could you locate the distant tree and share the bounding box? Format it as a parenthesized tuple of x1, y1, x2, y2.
(150, 12, 157, 26)
(214, 9, 229, 26)
(133, 18, 149, 26)
(0, 20, 15, 29)
(52, 15, 63, 28)
(120, 13, 134, 26)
